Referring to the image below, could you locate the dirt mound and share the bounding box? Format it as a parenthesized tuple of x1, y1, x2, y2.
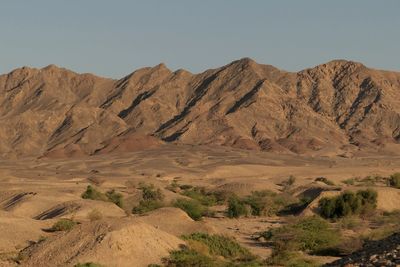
(33, 199, 126, 220)
(0, 211, 52, 254)
(1, 59, 400, 158)
(20, 219, 183, 267)
(134, 207, 215, 236)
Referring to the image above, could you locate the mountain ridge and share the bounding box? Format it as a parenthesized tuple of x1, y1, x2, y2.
(1, 58, 399, 158)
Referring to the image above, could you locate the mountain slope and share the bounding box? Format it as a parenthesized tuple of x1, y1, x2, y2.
(0, 58, 399, 158)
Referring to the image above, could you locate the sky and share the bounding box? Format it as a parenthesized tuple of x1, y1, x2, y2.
(1, 0, 399, 78)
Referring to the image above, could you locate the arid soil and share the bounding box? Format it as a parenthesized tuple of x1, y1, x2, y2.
(0, 144, 399, 266)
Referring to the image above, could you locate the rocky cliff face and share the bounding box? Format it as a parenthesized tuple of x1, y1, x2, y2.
(0, 58, 399, 158)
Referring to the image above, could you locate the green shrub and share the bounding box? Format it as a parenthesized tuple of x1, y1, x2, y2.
(160, 234, 262, 267)
(140, 183, 164, 201)
(51, 219, 76, 231)
(182, 233, 255, 261)
(81, 185, 108, 201)
(163, 247, 216, 267)
(342, 178, 355, 185)
(82, 185, 124, 208)
(227, 195, 249, 218)
(318, 189, 377, 219)
(133, 200, 164, 214)
(132, 183, 165, 214)
(267, 216, 340, 254)
(181, 187, 219, 206)
(105, 189, 123, 207)
(389, 173, 400, 188)
(173, 199, 206, 221)
(227, 191, 296, 218)
(245, 190, 296, 216)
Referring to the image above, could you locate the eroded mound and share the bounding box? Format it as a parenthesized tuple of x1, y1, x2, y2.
(19, 219, 183, 267)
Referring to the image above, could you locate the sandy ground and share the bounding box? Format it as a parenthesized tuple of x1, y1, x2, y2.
(0, 144, 399, 266)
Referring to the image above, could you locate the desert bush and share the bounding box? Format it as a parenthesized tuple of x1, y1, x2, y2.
(163, 247, 216, 267)
(227, 195, 249, 218)
(181, 186, 219, 206)
(105, 189, 123, 208)
(389, 173, 400, 188)
(159, 233, 262, 267)
(51, 218, 76, 231)
(81, 185, 108, 201)
(87, 209, 103, 221)
(227, 191, 296, 218)
(132, 183, 165, 214)
(267, 250, 319, 267)
(266, 216, 340, 255)
(82, 185, 124, 208)
(173, 198, 206, 220)
(140, 183, 165, 201)
(342, 178, 355, 185)
(132, 199, 164, 214)
(182, 232, 255, 261)
(318, 189, 377, 219)
(246, 190, 296, 216)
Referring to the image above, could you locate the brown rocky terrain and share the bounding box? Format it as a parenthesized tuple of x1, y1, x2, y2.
(1, 58, 400, 158)
(0, 59, 400, 266)
(325, 233, 400, 267)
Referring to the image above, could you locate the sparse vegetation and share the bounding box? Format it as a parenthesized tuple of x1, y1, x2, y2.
(140, 183, 164, 201)
(318, 189, 377, 219)
(364, 210, 400, 241)
(282, 175, 296, 191)
(51, 218, 76, 231)
(181, 186, 221, 206)
(265, 216, 340, 256)
(342, 178, 355, 185)
(132, 183, 165, 214)
(81, 185, 124, 208)
(173, 198, 207, 220)
(163, 247, 216, 266)
(226, 190, 297, 218)
(182, 232, 255, 261)
(227, 195, 249, 218)
(389, 173, 400, 188)
(160, 233, 261, 266)
(105, 189, 123, 208)
(81, 185, 108, 201)
(267, 250, 319, 267)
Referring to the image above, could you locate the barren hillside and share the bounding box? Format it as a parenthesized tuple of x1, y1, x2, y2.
(1, 58, 399, 158)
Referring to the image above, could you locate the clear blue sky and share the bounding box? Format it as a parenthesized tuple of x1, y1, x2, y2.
(1, 0, 399, 78)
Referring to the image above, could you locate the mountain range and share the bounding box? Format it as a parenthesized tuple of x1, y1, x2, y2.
(1, 58, 399, 158)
